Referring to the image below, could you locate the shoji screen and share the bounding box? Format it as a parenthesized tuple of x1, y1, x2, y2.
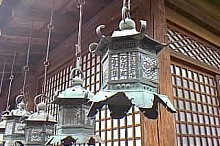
(167, 27, 220, 146)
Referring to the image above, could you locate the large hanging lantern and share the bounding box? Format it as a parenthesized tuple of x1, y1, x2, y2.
(24, 94, 56, 146)
(88, 1, 176, 119)
(45, 69, 100, 145)
(2, 94, 30, 146)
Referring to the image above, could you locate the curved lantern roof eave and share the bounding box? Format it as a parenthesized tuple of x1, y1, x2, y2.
(87, 89, 176, 119)
(52, 86, 94, 105)
(25, 101, 57, 123)
(92, 18, 166, 56)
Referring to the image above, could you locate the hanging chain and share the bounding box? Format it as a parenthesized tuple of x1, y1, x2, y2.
(75, 0, 85, 70)
(0, 63, 6, 96)
(6, 51, 16, 111)
(43, 0, 55, 94)
(21, 21, 33, 96)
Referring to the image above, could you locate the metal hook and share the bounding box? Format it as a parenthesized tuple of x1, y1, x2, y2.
(70, 68, 84, 81)
(96, 25, 106, 39)
(15, 94, 25, 105)
(34, 94, 48, 106)
(89, 42, 98, 53)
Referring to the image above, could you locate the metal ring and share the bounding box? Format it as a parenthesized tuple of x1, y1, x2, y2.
(70, 68, 84, 81)
(96, 25, 105, 39)
(89, 42, 98, 53)
(43, 61, 50, 66)
(15, 94, 25, 105)
(9, 75, 14, 80)
(23, 66, 30, 72)
(47, 24, 54, 30)
(34, 94, 48, 105)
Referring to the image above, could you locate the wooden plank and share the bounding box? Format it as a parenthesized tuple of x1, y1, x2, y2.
(165, 8, 220, 47)
(137, 0, 177, 145)
(215, 75, 220, 101)
(138, 0, 160, 144)
(155, 0, 177, 145)
(158, 48, 177, 146)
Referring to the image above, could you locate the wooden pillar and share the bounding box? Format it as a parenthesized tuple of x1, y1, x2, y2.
(137, 0, 177, 145)
(215, 75, 220, 99)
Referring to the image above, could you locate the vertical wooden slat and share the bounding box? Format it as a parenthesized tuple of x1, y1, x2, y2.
(154, 0, 177, 145)
(158, 48, 177, 146)
(215, 75, 220, 99)
(137, 0, 159, 145)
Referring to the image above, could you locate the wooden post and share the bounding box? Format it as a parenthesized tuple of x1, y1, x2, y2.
(137, 0, 177, 145)
(215, 75, 220, 100)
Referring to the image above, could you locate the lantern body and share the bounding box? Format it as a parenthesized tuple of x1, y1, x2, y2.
(45, 78, 100, 145)
(2, 103, 29, 145)
(58, 104, 94, 135)
(25, 121, 55, 145)
(102, 38, 159, 92)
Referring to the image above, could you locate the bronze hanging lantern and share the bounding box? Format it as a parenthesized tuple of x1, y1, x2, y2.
(88, 1, 176, 119)
(46, 0, 100, 145)
(2, 94, 30, 146)
(45, 67, 100, 145)
(24, 94, 56, 146)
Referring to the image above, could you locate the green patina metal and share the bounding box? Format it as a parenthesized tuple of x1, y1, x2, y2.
(1, 94, 30, 146)
(88, 6, 176, 119)
(24, 95, 56, 146)
(45, 74, 100, 145)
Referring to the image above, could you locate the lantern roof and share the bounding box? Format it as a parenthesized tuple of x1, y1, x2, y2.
(52, 85, 94, 105)
(88, 89, 176, 119)
(26, 102, 56, 123)
(52, 76, 94, 105)
(2, 100, 30, 119)
(91, 18, 166, 56)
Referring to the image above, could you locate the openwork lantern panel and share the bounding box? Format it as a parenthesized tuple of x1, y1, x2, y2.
(25, 123, 54, 145)
(59, 104, 94, 127)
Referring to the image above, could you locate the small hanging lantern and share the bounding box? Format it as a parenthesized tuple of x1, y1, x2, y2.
(46, 0, 100, 145)
(45, 68, 100, 145)
(88, 0, 176, 119)
(2, 94, 30, 145)
(24, 94, 56, 146)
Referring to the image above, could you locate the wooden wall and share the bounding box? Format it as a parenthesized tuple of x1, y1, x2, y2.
(1, 0, 178, 145)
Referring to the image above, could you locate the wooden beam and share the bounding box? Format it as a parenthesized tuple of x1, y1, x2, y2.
(1, 34, 59, 46)
(215, 75, 220, 102)
(2, 27, 68, 41)
(165, 0, 220, 36)
(0, 44, 46, 55)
